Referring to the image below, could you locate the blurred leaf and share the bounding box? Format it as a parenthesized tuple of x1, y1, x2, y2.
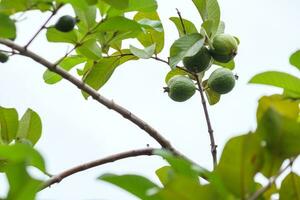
(249, 71, 300, 95)
(169, 17, 198, 37)
(279, 172, 300, 200)
(165, 68, 190, 84)
(107, 0, 158, 16)
(0, 13, 16, 39)
(97, 0, 111, 16)
(46, 27, 78, 44)
(192, 0, 220, 37)
(6, 162, 42, 200)
(289, 50, 300, 70)
(216, 21, 225, 35)
(213, 59, 235, 70)
(16, 109, 42, 146)
(169, 33, 205, 69)
(72, 2, 97, 30)
(0, 107, 18, 144)
(257, 108, 300, 159)
(134, 11, 164, 54)
(203, 80, 221, 105)
(85, 0, 98, 5)
(96, 16, 142, 33)
(0, 0, 53, 14)
(99, 173, 162, 200)
(76, 39, 102, 60)
(259, 149, 283, 178)
(130, 44, 155, 59)
(102, 0, 128, 9)
(155, 166, 174, 186)
(216, 134, 262, 198)
(43, 55, 86, 84)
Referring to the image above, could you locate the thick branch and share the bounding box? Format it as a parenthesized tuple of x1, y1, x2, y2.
(0, 39, 175, 151)
(41, 148, 155, 190)
(195, 75, 217, 168)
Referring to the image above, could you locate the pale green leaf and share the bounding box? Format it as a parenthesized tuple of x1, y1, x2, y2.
(169, 17, 198, 37)
(130, 44, 156, 59)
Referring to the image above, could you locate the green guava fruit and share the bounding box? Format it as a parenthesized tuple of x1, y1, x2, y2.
(167, 75, 196, 102)
(210, 34, 238, 63)
(208, 68, 235, 94)
(183, 46, 212, 73)
(0, 52, 9, 63)
(55, 15, 76, 32)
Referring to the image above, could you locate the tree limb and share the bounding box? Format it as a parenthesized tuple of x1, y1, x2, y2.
(40, 148, 156, 190)
(0, 39, 175, 152)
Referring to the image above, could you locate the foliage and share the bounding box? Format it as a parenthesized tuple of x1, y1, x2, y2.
(0, 0, 299, 199)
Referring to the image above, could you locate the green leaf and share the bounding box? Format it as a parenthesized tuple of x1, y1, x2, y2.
(0, 107, 18, 144)
(192, 0, 221, 37)
(85, 0, 98, 5)
(257, 108, 300, 159)
(99, 173, 161, 200)
(279, 172, 300, 200)
(169, 33, 205, 69)
(289, 50, 300, 70)
(16, 109, 42, 146)
(6, 162, 42, 200)
(249, 71, 300, 95)
(0, 13, 16, 39)
(96, 16, 142, 33)
(203, 80, 221, 105)
(155, 166, 174, 186)
(46, 27, 78, 44)
(102, 0, 129, 10)
(165, 68, 190, 84)
(130, 44, 156, 59)
(169, 17, 198, 37)
(0, 0, 53, 14)
(134, 11, 164, 54)
(213, 59, 235, 70)
(216, 134, 262, 198)
(76, 39, 102, 60)
(43, 56, 86, 84)
(72, 2, 97, 30)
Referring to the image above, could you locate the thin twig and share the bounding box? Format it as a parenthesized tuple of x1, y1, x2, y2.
(40, 148, 155, 190)
(248, 161, 292, 200)
(24, 4, 63, 49)
(0, 39, 175, 152)
(195, 75, 217, 168)
(176, 8, 186, 35)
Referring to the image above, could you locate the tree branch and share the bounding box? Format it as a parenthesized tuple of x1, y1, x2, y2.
(40, 148, 156, 190)
(195, 75, 217, 168)
(0, 39, 175, 152)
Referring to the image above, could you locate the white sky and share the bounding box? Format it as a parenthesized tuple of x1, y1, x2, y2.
(0, 0, 300, 199)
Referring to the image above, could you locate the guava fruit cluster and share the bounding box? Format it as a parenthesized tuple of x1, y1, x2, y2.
(166, 34, 238, 102)
(0, 52, 9, 63)
(55, 15, 77, 32)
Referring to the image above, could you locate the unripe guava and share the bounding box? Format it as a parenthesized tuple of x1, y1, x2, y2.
(210, 34, 238, 63)
(0, 52, 9, 63)
(55, 15, 76, 32)
(208, 68, 235, 94)
(167, 75, 196, 102)
(183, 46, 212, 73)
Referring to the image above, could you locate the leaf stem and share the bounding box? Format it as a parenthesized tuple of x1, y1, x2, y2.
(176, 8, 186, 35)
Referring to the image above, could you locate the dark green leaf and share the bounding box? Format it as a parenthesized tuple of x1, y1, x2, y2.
(169, 17, 198, 37)
(16, 109, 42, 146)
(43, 56, 86, 84)
(46, 27, 78, 44)
(0, 13, 16, 39)
(130, 44, 155, 59)
(169, 33, 205, 69)
(99, 173, 161, 200)
(0, 107, 18, 144)
(249, 71, 300, 95)
(279, 172, 300, 200)
(290, 50, 300, 70)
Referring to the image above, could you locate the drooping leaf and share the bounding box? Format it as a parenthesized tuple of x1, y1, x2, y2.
(169, 17, 198, 37)
(99, 173, 162, 200)
(0, 107, 18, 144)
(46, 27, 78, 44)
(289, 50, 300, 71)
(16, 109, 42, 146)
(216, 133, 262, 198)
(0, 13, 16, 39)
(203, 80, 221, 105)
(43, 55, 86, 84)
(76, 39, 102, 60)
(165, 68, 190, 84)
(134, 11, 164, 54)
(279, 172, 300, 200)
(169, 33, 205, 69)
(72, 2, 97, 30)
(250, 71, 300, 95)
(213, 59, 235, 70)
(130, 44, 156, 59)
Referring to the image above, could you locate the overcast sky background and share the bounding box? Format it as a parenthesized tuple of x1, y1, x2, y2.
(0, 0, 300, 199)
